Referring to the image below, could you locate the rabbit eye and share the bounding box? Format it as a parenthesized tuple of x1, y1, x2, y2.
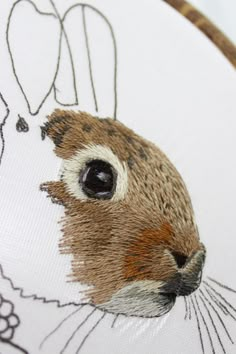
(79, 160, 117, 199)
(63, 144, 128, 201)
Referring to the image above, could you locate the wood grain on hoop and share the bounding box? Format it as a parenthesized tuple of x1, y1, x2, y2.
(163, 0, 236, 69)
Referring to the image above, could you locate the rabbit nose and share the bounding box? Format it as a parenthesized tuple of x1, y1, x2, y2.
(171, 252, 188, 268)
(162, 249, 206, 296)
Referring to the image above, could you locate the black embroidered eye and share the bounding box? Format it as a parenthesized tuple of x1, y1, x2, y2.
(79, 160, 117, 199)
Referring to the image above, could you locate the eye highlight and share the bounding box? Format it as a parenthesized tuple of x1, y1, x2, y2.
(79, 160, 117, 199)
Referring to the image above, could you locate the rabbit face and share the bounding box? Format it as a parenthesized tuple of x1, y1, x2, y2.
(41, 109, 206, 318)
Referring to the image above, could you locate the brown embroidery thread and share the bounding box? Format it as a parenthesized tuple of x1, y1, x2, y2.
(41, 109, 206, 318)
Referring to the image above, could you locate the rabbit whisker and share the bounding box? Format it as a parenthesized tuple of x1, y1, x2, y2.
(187, 296, 192, 320)
(203, 281, 236, 318)
(60, 308, 96, 354)
(200, 289, 234, 344)
(207, 277, 236, 294)
(184, 296, 188, 320)
(204, 286, 230, 316)
(111, 314, 119, 329)
(194, 294, 216, 354)
(39, 305, 82, 349)
(190, 296, 205, 354)
(198, 293, 226, 354)
(194, 295, 216, 354)
(76, 312, 106, 354)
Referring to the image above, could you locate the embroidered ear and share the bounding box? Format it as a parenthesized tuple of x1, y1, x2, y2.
(41, 109, 104, 159)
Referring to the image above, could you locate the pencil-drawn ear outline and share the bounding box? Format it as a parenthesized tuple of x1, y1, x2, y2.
(49, 0, 78, 109)
(55, 3, 118, 119)
(6, 1, 118, 119)
(6, 0, 59, 116)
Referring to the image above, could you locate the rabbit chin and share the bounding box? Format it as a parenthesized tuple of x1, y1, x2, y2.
(98, 280, 176, 318)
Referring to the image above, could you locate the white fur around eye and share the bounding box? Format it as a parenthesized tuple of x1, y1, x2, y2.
(62, 144, 128, 201)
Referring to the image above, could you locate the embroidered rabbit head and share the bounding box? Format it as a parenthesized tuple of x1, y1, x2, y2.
(41, 109, 206, 318)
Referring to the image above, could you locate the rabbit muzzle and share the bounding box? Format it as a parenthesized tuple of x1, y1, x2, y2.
(99, 247, 206, 317)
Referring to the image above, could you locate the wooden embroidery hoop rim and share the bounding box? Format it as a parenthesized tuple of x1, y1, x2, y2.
(163, 0, 236, 69)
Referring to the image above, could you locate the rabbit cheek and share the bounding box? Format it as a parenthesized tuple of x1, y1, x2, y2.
(40, 181, 70, 205)
(124, 224, 177, 283)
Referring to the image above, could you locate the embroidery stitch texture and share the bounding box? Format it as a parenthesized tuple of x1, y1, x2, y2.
(41, 109, 206, 318)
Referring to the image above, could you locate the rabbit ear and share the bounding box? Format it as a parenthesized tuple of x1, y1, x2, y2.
(41, 109, 104, 159)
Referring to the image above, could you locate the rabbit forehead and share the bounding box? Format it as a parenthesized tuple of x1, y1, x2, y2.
(45, 109, 152, 163)
(45, 110, 195, 227)
(45, 110, 195, 228)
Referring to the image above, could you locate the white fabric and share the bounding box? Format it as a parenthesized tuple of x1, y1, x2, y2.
(0, 0, 236, 353)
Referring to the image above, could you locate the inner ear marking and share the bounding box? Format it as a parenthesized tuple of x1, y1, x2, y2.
(62, 144, 128, 201)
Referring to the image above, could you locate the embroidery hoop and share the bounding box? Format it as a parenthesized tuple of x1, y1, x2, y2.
(164, 0, 236, 69)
